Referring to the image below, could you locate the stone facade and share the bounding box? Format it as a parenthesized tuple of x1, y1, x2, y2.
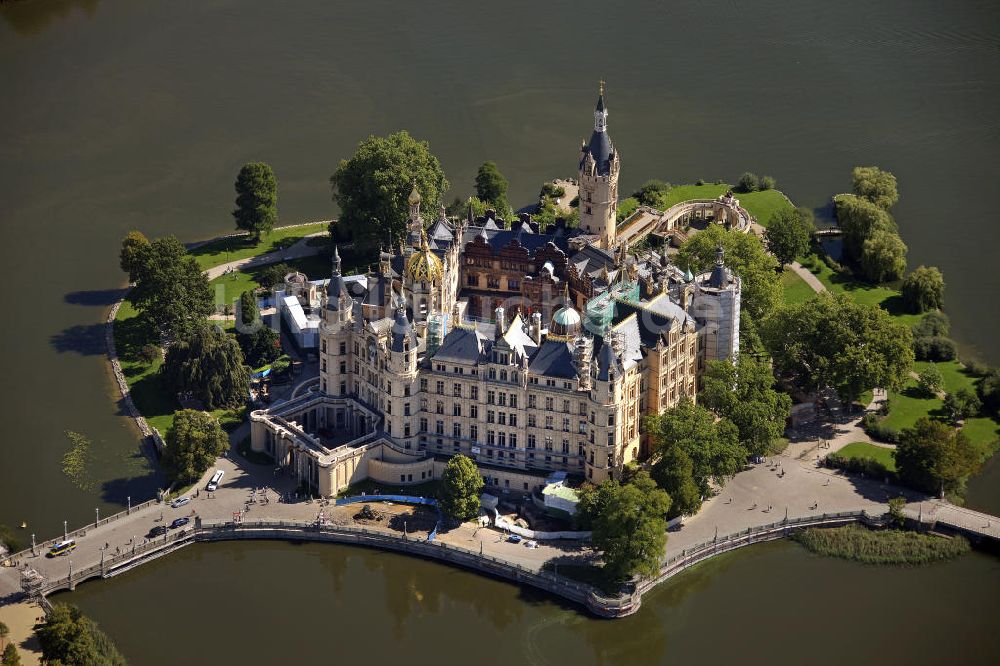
(250, 88, 742, 498)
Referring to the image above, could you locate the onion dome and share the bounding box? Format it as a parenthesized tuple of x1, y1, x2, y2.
(408, 181, 422, 205)
(404, 229, 443, 283)
(550, 286, 582, 337)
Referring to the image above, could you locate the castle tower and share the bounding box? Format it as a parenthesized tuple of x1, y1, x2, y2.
(320, 245, 354, 397)
(578, 81, 620, 250)
(406, 181, 423, 248)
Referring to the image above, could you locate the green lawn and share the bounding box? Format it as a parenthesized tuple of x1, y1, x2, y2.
(781, 267, 817, 305)
(190, 222, 329, 270)
(913, 360, 976, 395)
(657, 183, 793, 227)
(881, 377, 943, 433)
(836, 442, 897, 472)
(738, 189, 793, 227)
(962, 418, 1000, 457)
(208, 251, 343, 307)
(798, 253, 921, 327)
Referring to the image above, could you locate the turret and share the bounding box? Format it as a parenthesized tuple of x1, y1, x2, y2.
(578, 80, 620, 250)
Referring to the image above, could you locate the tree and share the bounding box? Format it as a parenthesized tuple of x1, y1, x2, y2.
(700, 355, 792, 457)
(646, 400, 745, 495)
(257, 262, 294, 290)
(765, 206, 815, 267)
(762, 293, 914, 407)
(759, 175, 776, 191)
(901, 266, 945, 313)
(895, 417, 980, 497)
(118, 230, 150, 283)
(475, 161, 508, 204)
(233, 162, 278, 241)
(860, 228, 907, 283)
(162, 409, 230, 485)
(736, 172, 759, 193)
(834, 194, 897, 263)
(238, 326, 280, 368)
(330, 131, 449, 250)
(650, 445, 701, 518)
(852, 166, 898, 210)
(978, 369, 1000, 418)
(676, 224, 782, 320)
(1, 643, 20, 666)
(126, 235, 214, 340)
(439, 454, 484, 522)
(163, 325, 250, 410)
(912, 311, 950, 338)
(917, 364, 944, 397)
(632, 179, 672, 209)
(238, 290, 260, 329)
(944, 389, 981, 424)
(0, 622, 7, 651)
(589, 472, 671, 581)
(35, 603, 127, 666)
(887, 496, 907, 528)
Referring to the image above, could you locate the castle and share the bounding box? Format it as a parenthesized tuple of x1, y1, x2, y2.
(249, 86, 742, 498)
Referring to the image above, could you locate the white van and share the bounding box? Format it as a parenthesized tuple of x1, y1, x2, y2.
(207, 469, 224, 491)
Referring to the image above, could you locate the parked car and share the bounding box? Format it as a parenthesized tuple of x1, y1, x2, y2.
(507, 534, 522, 544)
(207, 469, 224, 491)
(147, 525, 168, 538)
(524, 540, 538, 549)
(170, 517, 190, 529)
(170, 497, 191, 508)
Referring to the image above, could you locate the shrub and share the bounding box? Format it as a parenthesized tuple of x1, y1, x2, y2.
(861, 414, 900, 443)
(759, 175, 776, 190)
(258, 262, 294, 289)
(978, 369, 1000, 417)
(963, 359, 990, 377)
(901, 265, 945, 313)
(913, 336, 957, 362)
(138, 343, 161, 364)
(944, 389, 982, 423)
(917, 364, 944, 397)
(912, 311, 950, 338)
(736, 172, 760, 193)
(695, 178, 706, 186)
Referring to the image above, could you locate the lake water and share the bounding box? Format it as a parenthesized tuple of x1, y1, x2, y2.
(3, 0, 999, 661)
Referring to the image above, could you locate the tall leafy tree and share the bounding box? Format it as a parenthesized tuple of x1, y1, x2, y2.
(233, 162, 278, 241)
(650, 445, 701, 518)
(330, 131, 449, 249)
(238, 290, 260, 329)
(646, 400, 745, 495)
(474, 161, 508, 205)
(895, 417, 980, 497)
(588, 472, 671, 581)
(834, 194, 897, 263)
(700, 355, 792, 457)
(765, 207, 814, 267)
(35, 604, 127, 666)
(126, 235, 213, 340)
(762, 293, 914, 407)
(901, 265, 945, 313)
(860, 228, 907, 282)
(2, 643, 19, 666)
(439, 454, 484, 522)
(118, 230, 150, 283)
(852, 165, 899, 210)
(163, 410, 230, 485)
(676, 224, 782, 320)
(163, 325, 250, 410)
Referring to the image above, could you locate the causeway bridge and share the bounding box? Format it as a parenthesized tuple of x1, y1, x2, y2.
(5, 498, 998, 619)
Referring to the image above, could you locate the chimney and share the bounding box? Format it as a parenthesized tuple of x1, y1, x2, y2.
(531, 311, 542, 345)
(495, 306, 506, 337)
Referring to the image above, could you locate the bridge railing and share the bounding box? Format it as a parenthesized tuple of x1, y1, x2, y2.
(3, 498, 162, 564)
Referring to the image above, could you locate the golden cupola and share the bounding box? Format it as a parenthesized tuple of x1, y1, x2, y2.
(405, 229, 443, 283)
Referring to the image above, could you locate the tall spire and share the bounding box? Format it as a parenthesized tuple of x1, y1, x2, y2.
(331, 244, 341, 276)
(594, 80, 608, 132)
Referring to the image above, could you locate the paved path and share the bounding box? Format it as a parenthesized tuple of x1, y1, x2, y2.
(789, 260, 827, 294)
(204, 232, 328, 281)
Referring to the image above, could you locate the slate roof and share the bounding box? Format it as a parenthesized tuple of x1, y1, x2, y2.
(432, 327, 491, 364)
(527, 340, 576, 379)
(586, 129, 614, 176)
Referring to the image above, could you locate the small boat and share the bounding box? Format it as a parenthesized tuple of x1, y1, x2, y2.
(20, 522, 26, 529)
